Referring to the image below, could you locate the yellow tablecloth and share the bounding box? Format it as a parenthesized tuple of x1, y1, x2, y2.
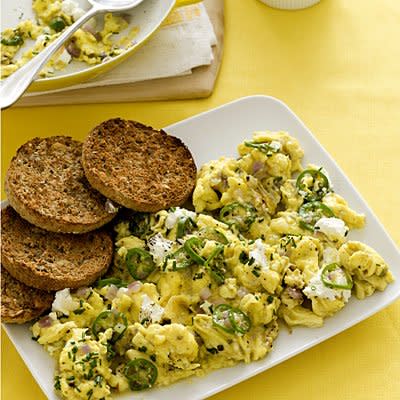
(1, 1, 399, 399)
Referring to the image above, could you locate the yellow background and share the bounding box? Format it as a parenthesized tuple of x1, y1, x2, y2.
(1, 0, 400, 399)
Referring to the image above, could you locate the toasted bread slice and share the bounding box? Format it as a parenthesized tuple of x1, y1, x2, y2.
(82, 119, 197, 212)
(5, 136, 117, 234)
(1, 207, 113, 291)
(1, 267, 54, 324)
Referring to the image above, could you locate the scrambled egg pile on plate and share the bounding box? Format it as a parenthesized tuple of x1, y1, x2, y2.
(1, 0, 139, 79)
(31, 131, 394, 400)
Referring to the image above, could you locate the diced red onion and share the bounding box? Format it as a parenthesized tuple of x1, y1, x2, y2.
(237, 287, 249, 298)
(80, 344, 91, 354)
(38, 315, 53, 328)
(287, 287, 303, 300)
(105, 285, 118, 300)
(252, 161, 264, 174)
(127, 281, 142, 293)
(66, 41, 80, 57)
(75, 287, 89, 297)
(200, 287, 211, 300)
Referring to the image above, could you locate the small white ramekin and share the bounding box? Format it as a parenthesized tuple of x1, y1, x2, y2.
(258, 0, 320, 10)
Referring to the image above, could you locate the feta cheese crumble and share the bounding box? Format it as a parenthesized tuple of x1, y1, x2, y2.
(303, 270, 351, 302)
(61, 0, 85, 21)
(147, 233, 174, 264)
(314, 217, 348, 241)
(249, 239, 268, 270)
(165, 208, 196, 230)
(322, 246, 340, 265)
(140, 294, 164, 323)
(52, 288, 79, 316)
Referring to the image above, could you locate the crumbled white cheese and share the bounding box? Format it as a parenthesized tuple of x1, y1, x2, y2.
(165, 208, 196, 230)
(199, 300, 213, 315)
(52, 288, 79, 316)
(147, 233, 174, 264)
(140, 294, 164, 323)
(249, 239, 268, 270)
(269, 140, 282, 151)
(303, 270, 351, 302)
(56, 48, 71, 65)
(314, 217, 348, 241)
(105, 199, 118, 214)
(61, 0, 85, 21)
(116, 287, 129, 298)
(322, 246, 340, 265)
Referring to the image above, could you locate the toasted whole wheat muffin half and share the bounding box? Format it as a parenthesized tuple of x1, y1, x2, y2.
(5, 136, 118, 234)
(82, 119, 197, 212)
(1, 207, 113, 291)
(1, 267, 54, 324)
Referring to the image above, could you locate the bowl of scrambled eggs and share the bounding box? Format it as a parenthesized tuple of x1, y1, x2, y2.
(0, 0, 196, 91)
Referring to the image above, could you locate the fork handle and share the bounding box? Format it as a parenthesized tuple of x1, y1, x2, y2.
(0, 5, 101, 110)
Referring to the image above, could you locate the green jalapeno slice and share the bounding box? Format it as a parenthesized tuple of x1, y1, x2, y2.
(124, 358, 158, 391)
(1, 34, 24, 46)
(296, 169, 330, 201)
(92, 310, 128, 343)
(244, 141, 280, 156)
(49, 16, 66, 32)
(205, 245, 225, 284)
(96, 277, 127, 288)
(298, 201, 335, 231)
(184, 237, 206, 265)
(176, 217, 197, 239)
(212, 304, 251, 334)
(198, 228, 229, 244)
(219, 202, 256, 232)
(126, 248, 155, 280)
(170, 247, 193, 270)
(321, 263, 353, 290)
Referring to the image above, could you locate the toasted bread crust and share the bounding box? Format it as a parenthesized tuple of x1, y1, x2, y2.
(82, 119, 197, 212)
(1, 267, 54, 324)
(5, 136, 117, 234)
(1, 207, 113, 291)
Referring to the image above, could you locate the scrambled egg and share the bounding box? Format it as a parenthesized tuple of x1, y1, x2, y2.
(31, 130, 394, 400)
(1, 0, 139, 79)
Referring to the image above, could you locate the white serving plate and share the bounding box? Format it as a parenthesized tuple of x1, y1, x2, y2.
(3, 95, 400, 400)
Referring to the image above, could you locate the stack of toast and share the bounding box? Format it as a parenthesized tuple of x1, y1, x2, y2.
(1, 119, 196, 324)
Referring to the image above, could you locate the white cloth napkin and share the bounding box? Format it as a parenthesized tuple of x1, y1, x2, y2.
(26, 3, 216, 96)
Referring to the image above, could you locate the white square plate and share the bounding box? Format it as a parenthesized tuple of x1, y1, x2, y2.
(4, 95, 400, 400)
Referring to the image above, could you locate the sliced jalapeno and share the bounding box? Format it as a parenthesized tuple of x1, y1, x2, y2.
(49, 16, 66, 32)
(296, 169, 330, 201)
(1, 34, 24, 46)
(176, 217, 196, 239)
(129, 213, 152, 239)
(124, 358, 158, 391)
(205, 245, 225, 284)
(321, 263, 353, 290)
(212, 304, 251, 335)
(298, 201, 335, 231)
(170, 247, 193, 270)
(184, 237, 206, 265)
(92, 310, 127, 343)
(219, 202, 256, 232)
(97, 277, 127, 288)
(244, 141, 280, 156)
(198, 228, 229, 244)
(229, 307, 251, 334)
(126, 248, 155, 280)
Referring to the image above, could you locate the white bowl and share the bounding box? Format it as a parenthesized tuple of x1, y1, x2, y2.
(258, 0, 320, 10)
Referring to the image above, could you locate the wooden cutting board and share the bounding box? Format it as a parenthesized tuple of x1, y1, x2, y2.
(15, 0, 224, 107)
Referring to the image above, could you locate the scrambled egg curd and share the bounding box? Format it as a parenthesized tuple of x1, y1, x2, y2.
(1, 0, 139, 79)
(31, 131, 394, 400)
